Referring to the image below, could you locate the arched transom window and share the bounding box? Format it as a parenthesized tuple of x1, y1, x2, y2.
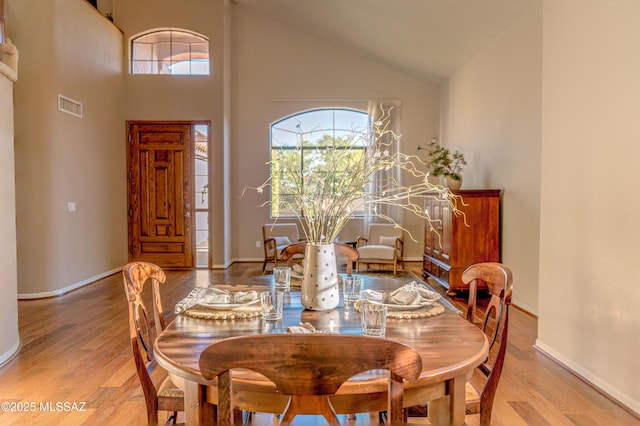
(131, 29, 209, 75)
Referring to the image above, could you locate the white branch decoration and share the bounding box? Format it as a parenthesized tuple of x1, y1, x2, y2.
(242, 107, 466, 245)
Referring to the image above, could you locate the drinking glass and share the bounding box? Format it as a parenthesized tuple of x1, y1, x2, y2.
(342, 276, 362, 302)
(260, 291, 284, 320)
(273, 266, 291, 292)
(361, 303, 387, 337)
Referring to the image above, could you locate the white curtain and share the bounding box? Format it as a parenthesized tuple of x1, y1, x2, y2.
(365, 99, 403, 233)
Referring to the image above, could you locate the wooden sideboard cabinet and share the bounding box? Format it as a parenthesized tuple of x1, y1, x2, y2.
(422, 189, 502, 294)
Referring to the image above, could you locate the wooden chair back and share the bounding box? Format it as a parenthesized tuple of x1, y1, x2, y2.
(366, 223, 403, 245)
(461, 262, 513, 426)
(281, 242, 359, 275)
(262, 223, 301, 272)
(199, 334, 422, 425)
(122, 262, 183, 425)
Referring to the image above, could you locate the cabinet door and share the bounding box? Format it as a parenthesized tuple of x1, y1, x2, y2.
(424, 199, 438, 256)
(426, 199, 443, 258)
(427, 198, 452, 264)
(440, 204, 452, 263)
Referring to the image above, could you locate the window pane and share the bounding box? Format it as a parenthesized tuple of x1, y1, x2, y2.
(132, 60, 153, 74)
(132, 43, 152, 60)
(304, 130, 333, 148)
(335, 109, 369, 131)
(172, 31, 202, 43)
(190, 60, 210, 75)
(270, 108, 367, 218)
(131, 29, 210, 75)
(271, 128, 299, 148)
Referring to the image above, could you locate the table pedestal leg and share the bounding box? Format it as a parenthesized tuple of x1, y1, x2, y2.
(428, 376, 466, 426)
(184, 382, 215, 426)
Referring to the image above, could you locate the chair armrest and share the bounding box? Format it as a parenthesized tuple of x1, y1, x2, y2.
(356, 237, 367, 248)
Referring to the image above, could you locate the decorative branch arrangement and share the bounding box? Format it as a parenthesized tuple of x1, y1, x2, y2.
(243, 107, 466, 245)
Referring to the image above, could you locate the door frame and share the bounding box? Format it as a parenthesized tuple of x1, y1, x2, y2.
(126, 120, 210, 268)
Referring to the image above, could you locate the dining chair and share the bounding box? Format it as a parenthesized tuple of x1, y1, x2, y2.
(262, 223, 304, 273)
(462, 262, 513, 426)
(355, 223, 404, 275)
(406, 262, 513, 425)
(199, 334, 422, 425)
(122, 262, 184, 426)
(281, 242, 359, 275)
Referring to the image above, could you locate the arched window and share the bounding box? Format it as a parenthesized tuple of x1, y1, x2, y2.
(131, 29, 209, 75)
(270, 108, 369, 218)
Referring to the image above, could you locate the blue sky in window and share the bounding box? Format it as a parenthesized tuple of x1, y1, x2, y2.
(169, 59, 210, 75)
(271, 109, 368, 147)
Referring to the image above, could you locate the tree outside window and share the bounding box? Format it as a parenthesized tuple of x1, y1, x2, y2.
(270, 109, 368, 218)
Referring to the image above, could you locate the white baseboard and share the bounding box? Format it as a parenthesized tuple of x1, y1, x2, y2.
(17, 267, 123, 300)
(534, 340, 640, 416)
(232, 257, 264, 263)
(0, 338, 21, 368)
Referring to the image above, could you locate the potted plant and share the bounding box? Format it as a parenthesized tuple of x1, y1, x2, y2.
(427, 140, 467, 190)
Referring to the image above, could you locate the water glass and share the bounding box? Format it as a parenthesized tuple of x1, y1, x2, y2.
(260, 291, 284, 320)
(361, 303, 387, 337)
(342, 276, 362, 302)
(273, 266, 291, 292)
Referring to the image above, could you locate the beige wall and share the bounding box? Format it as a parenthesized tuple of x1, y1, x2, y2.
(231, 4, 441, 262)
(9, 0, 125, 296)
(0, 60, 19, 365)
(439, 5, 542, 314)
(539, 0, 640, 412)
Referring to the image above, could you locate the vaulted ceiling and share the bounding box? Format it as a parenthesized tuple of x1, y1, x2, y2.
(233, 0, 539, 82)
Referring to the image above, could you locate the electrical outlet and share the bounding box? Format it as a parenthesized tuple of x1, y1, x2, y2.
(255, 240, 260, 248)
(67, 202, 76, 212)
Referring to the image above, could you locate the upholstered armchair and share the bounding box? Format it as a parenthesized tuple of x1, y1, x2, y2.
(262, 223, 304, 273)
(355, 223, 404, 275)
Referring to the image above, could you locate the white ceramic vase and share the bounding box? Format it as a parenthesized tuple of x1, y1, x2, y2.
(301, 243, 339, 310)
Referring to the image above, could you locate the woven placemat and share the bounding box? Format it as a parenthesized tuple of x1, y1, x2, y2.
(184, 305, 262, 320)
(353, 300, 445, 319)
(290, 276, 303, 288)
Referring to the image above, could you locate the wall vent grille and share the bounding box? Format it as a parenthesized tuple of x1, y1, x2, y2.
(58, 94, 83, 118)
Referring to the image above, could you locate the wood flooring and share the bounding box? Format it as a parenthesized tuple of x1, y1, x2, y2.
(0, 262, 637, 425)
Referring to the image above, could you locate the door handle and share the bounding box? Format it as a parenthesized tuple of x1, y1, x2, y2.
(184, 212, 191, 218)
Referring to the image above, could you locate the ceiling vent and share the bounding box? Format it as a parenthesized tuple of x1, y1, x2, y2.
(58, 94, 83, 118)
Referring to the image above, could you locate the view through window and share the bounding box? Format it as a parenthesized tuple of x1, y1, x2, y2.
(270, 109, 369, 218)
(194, 124, 209, 268)
(131, 29, 210, 75)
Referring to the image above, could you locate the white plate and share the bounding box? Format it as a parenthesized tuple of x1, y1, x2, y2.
(197, 300, 260, 310)
(368, 301, 431, 311)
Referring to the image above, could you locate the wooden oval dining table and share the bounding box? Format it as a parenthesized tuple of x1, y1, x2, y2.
(153, 273, 489, 426)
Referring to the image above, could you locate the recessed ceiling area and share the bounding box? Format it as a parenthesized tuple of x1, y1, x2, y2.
(232, 0, 540, 82)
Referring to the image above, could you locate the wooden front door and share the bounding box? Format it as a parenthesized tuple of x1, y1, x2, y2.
(127, 122, 194, 268)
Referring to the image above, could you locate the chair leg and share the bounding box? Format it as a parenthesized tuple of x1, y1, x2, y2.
(162, 411, 178, 426)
